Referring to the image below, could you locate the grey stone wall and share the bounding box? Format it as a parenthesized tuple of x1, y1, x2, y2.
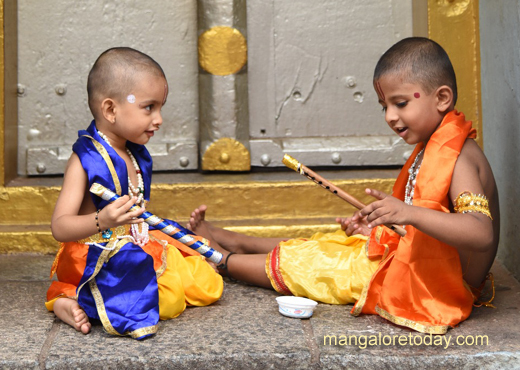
(480, 1, 520, 280)
(16, 1, 414, 175)
(17, 1, 200, 175)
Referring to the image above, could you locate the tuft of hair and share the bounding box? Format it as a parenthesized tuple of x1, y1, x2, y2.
(374, 37, 457, 106)
(87, 47, 166, 117)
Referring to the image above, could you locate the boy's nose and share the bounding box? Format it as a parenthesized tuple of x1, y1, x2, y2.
(385, 107, 398, 125)
(154, 112, 163, 126)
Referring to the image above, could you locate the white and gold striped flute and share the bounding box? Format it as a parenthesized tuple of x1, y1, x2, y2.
(90, 183, 223, 264)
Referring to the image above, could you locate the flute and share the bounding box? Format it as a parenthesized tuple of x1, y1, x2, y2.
(282, 154, 407, 237)
(89, 183, 223, 264)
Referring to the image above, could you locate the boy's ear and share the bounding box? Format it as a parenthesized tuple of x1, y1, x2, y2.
(101, 98, 117, 124)
(435, 85, 454, 113)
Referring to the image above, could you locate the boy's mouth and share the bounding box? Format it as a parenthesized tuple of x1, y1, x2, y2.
(396, 127, 408, 136)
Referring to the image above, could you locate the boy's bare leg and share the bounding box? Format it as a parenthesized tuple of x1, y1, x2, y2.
(53, 297, 91, 334)
(188, 205, 286, 254)
(188, 208, 274, 289)
(225, 253, 273, 289)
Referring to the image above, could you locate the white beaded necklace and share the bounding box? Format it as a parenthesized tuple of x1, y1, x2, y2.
(97, 130, 149, 247)
(404, 148, 424, 206)
(97, 131, 144, 206)
(126, 150, 145, 207)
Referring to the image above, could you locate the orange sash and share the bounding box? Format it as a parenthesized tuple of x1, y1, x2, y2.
(352, 111, 477, 334)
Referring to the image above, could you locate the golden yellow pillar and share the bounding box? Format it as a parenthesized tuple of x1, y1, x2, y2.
(428, 0, 482, 146)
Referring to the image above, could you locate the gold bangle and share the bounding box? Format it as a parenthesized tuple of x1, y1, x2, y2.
(454, 191, 492, 220)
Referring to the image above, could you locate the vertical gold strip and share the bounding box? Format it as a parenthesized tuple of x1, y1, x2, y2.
(89, 279, 122, 336)
(428, 0, 482, 147)
(0, 0, 6, 186)
(88, 137, 122, 195)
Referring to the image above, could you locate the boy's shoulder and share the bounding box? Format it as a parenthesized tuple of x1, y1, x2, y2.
(450, 137, 497, 200)
(459, 138, 488, 168)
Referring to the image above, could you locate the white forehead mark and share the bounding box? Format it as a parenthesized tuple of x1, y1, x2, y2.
(127, 94, 136, 104)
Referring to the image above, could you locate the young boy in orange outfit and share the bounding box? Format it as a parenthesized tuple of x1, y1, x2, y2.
(188, 37, 500, 334)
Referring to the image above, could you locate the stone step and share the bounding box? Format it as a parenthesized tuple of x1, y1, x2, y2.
(0, 169, 399, 253)
(0, 254, 519, 369)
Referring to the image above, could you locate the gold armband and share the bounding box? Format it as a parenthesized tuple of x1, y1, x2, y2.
(454, 191, 492, 220)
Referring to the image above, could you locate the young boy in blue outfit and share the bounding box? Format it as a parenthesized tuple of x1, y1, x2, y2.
(46, 47, 223, 339)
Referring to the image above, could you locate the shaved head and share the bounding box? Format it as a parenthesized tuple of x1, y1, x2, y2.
(374, 37, 458, 105)
(87, 47, 166, 117)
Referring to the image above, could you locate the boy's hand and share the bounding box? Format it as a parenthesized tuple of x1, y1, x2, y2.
(98, 195, 145, 230)
(360, 188, 409, 229)
(336, 211, 371, 236)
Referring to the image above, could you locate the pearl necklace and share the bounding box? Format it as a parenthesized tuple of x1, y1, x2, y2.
(97, 130, 149, 246)
(97, 131, 144, 206)
(404, 148, 424, 206)
(126, 149, 145, 207)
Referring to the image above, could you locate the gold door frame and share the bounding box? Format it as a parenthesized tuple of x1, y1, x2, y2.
(0, 0, 482, 253)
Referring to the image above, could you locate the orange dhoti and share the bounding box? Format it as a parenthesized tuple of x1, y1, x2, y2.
(352, 111, 477, 334)
(46, 229, 223, 338)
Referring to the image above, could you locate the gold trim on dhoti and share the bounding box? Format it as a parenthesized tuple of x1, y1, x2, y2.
(375, 305, 449, 335)
(89, 278, 159, 338)
(265, 245, 292, 296)
(75, 242, 114, 299)
(78, 225, 131, 244)
(89, 278, 120, 336)
(78, 238, 159, 338)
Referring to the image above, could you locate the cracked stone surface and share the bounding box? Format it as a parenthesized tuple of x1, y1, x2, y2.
(0, 254, 518, 369)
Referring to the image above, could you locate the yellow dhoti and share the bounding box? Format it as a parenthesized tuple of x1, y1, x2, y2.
(46, 230, 223, 322)
(266, 230, 380, 304)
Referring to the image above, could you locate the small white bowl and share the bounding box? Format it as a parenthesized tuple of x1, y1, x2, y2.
(276, 296, 318, 319)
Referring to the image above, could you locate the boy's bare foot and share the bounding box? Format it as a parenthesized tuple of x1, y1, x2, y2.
(53, 297, 91, 334)
(187, 205, 207, 231)
(187, 205, 218, 241)
(187, 204, 282, 255)
(186, 205, 231, 258)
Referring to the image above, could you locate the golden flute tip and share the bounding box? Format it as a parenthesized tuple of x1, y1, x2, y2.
(282, 154, 300, 172)
(89, 183, 106, 196)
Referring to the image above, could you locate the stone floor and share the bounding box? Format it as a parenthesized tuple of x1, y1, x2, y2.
(0, 254, 519, 369)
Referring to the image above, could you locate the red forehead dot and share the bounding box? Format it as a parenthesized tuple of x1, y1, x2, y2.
(414, 92, 421, 98)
